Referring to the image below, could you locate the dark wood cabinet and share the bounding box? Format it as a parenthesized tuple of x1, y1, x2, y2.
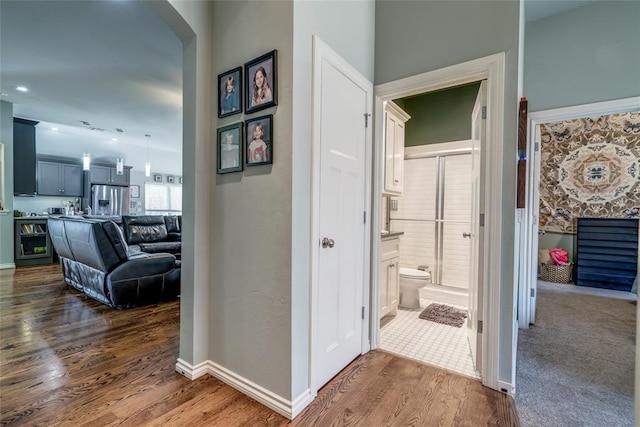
(576, 218, 639, 292)
(14, 218, 53, 266)
(13, 118, 39, 196)
(37, 161, 83, 196)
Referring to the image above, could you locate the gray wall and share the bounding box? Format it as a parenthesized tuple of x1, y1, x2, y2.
(291, 0, 376, 399)
(211, 1, 294, 400)
(399, 82, 481, 146)
(524, 1, 640, 111)
(0, 101, 14, 268)
(539, 233, 575, 262)
(155, 0, 213, 376)
(375, 0, 520, 384)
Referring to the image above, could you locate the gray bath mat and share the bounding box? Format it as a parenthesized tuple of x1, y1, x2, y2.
(418, 303, 467, 328)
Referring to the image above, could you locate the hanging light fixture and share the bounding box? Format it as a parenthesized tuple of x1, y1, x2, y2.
(144, 134, 151, 177)
(116, 158, 124, 175)
(82, 153, 91, 171)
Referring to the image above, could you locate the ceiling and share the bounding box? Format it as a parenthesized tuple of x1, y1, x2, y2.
(1, 0, 597, 179)
(0, 0, 183, 176)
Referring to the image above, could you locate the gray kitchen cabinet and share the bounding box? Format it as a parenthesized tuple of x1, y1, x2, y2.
(91, 165, 130, 185)
(37, 161, 83, 196)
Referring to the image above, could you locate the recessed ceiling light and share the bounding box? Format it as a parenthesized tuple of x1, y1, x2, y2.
(112, 138, 118, 142)
(14, 86, 29, 92)
(51, 127, 58, 131)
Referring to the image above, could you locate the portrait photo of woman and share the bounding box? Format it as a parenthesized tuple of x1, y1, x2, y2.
(218, 67, 242, 118)
(245, 50, 277, 114)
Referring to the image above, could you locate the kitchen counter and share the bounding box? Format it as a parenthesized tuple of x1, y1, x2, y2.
(381, 231, 404, 240)
(14, 216, 51, 220)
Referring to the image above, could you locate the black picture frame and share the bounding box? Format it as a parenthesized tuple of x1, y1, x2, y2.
(218, 67, 242, 118)
(245, 115, 273, 167)
(153, 174, 162, 183)
(167, 175, 175, 183)
(217, 122, 244, 174)
(244, 50, 277, 114)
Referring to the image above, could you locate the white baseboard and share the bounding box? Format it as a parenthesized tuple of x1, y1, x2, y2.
(207, 360, 296, 419)
(291, 388, 314, 419)
(0, 263, 16, 270)
(175, 358, 315, 419)
(498, 380, 515, 396)
(175, 358, 209, 380)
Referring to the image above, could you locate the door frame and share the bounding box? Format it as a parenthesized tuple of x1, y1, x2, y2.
(518, 96, 640, 329)
(371, 53, 505, 391)
(309, 35, 373, 394)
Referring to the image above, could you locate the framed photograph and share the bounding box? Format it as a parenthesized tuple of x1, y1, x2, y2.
(218, 67, 242, 118)
(245, 115, 273, 167)
(245, 50, 277, 114)
(179, 177, 183, 184)
(167, 175, 175, 184)
(217, 122, 244, 174)
(129, 185, 140, 198)
(153, 174, 162, 183)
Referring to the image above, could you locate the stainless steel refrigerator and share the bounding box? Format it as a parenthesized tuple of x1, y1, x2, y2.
(91, 185, 130, 216)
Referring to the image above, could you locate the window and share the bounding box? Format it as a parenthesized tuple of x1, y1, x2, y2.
(145, 183, 182, 215)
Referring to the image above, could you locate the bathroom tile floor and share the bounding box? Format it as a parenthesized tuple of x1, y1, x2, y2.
(379, 298, 479, 379)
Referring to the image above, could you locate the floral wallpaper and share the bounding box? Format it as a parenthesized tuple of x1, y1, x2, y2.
(539, 111, 640, 234)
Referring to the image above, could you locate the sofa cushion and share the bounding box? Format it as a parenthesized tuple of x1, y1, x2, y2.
(138, 241, 182, 255)
(122, 215, 168, 245)
(101, 220, 129, 260)
(61, 218, 122, 272)
(164, 215, 180, 233)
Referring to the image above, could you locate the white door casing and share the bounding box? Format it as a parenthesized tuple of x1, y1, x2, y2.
(372, 53, 505, 391)
(311, 36, 372, 390)
(468, 80, 487, 373)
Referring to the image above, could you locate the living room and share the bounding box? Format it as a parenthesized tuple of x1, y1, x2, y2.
(0, 0, 183, 263)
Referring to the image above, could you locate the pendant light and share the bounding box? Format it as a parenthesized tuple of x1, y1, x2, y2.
(145, 134, 151, 177)
(82, 153, 91, 171)
(116, 158, 124, 175)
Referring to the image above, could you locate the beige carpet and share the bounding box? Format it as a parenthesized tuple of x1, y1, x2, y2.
(516, 281, 636, 426)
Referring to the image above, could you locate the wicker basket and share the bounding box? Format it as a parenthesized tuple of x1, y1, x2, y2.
(538, 263, 573, 284)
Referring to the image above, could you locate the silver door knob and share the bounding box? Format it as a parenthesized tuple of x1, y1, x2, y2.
(321, 237, 335, 248)
(462, 232, 471, 238)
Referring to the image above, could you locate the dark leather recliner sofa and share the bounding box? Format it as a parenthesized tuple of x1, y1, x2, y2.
(48, 216, 180, 309)
(121, 215, 182, 256)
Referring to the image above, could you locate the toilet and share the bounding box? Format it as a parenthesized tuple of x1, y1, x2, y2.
(399, 268, 432, 309)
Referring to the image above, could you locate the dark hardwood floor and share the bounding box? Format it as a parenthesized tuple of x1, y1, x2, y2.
(0, 264, 519, 426)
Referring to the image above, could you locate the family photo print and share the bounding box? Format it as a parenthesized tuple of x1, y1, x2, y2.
(217, 122, 243, 174)
(245, 50, 277, 114)
(245, 115, 273, 167)
(218, 67, 242, 118)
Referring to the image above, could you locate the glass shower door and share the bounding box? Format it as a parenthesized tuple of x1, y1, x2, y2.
(436, 154, 472, 288)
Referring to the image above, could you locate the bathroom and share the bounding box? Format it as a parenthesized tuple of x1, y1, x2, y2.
(379, 81, 483, 379)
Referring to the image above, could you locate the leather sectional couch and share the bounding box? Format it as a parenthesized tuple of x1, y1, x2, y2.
(48, 216, 181, 309)
(121, 215, 181, 257)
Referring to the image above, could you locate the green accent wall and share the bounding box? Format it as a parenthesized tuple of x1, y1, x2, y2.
(398, 82, 481, 146)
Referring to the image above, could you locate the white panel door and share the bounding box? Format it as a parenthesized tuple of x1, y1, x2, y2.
(314, 39, 370, 388)
(468, 80, 486, 373)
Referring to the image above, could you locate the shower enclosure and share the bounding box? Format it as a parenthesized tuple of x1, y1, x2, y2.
(389, 149, 472, 300)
